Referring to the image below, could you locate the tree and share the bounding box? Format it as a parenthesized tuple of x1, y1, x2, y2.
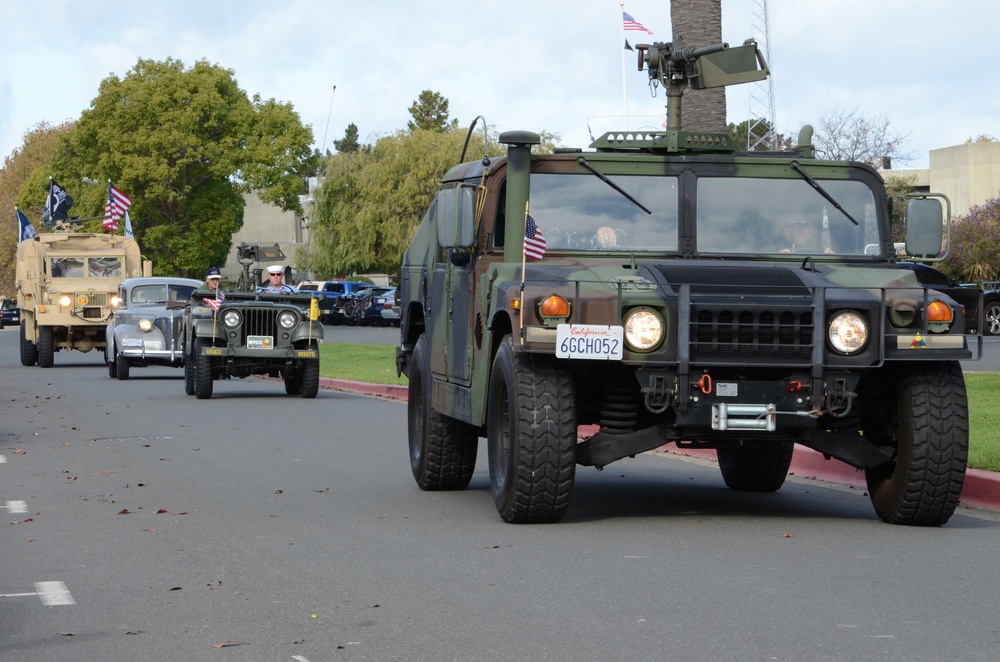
(943, 198, 1000, 285)
(813, 106, 915, 166)
(0, 121, 75, 298)
(334, 123, 361, 153)
(407, 90, 457, 133)
(727, 119, 792, 152)
(670, 0, 726, 133)
(54, 57, 315, 277)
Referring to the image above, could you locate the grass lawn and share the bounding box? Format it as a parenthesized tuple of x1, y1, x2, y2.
(320, 344, 1000, 472)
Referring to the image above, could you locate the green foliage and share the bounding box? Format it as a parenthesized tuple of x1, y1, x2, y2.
(300, 126, 507, 278)
(943, 197, 1000, 284)
(334, 123, 361, 153)
(727, 119, 793, 151)
(882, 173, 917, 244)
(52, 57, 314, 277)
(407, 90, 456, 132)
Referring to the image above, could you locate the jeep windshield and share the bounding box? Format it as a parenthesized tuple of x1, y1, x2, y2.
(524, 173, 881, 257)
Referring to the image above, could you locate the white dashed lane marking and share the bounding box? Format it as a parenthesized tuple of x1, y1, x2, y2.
(0, 581, 76, 605)
(3, 500, 28, 513)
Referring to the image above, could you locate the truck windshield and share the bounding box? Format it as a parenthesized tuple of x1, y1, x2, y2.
(528, 173, 679, 251)
(50, 256, 124, 278)
(696, 177, 881, 256)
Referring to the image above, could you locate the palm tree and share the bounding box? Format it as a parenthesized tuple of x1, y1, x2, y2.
(670, 0, 726, 133)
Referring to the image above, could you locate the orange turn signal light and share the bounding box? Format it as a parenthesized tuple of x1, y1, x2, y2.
(539, 295, 570, 318)
(926, 300, 953, 323)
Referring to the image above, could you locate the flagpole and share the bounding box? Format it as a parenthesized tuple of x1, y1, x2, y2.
(519, 201, 529, 345)
(621, 2, 628, 130)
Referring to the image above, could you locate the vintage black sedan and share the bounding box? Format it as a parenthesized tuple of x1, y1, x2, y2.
(897, 262, 1000, 335)
(105, 277, 203, 379)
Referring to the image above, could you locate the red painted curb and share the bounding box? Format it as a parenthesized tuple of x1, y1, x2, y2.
(329, 381, 1000, 513)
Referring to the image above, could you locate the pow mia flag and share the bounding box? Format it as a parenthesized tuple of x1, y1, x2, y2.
(42, 178, 74, 224)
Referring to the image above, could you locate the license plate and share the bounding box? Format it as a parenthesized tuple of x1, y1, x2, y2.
(121, 338, 144, 347)
(247, 335, 274, 349)
(556, 324, 624, 360)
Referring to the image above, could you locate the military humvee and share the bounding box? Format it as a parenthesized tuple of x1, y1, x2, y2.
(184, 289, 324, 399)
(16, 232, 150, 367)
(397, 38, 982, 526)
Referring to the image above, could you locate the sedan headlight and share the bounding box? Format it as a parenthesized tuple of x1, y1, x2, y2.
(828, 311, 868, 354)
(138, 319, 153, 332)
(278, 311, 298, 329)
(222, 310, 241, 328)
(624, 308, 663, 352)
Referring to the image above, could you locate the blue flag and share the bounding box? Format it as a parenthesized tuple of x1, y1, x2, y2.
(42, 178, 73, 224)
(17, 207, 37, 243)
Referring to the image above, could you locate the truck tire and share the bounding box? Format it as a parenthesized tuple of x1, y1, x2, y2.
(408, 334, 478, 490)
(116, 353, 130, 380)
(864, 362, 968, 526)
(37, 326, 54, 368)
(194, 337, 214, 400)
(717, 442, 794, 492)
(487, 335, 576, 523)
(184, 359, 195, 396)
(20, 320, 38, 366)
(299, 345, 320, 399)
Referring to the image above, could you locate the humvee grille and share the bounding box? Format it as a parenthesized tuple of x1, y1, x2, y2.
(690, 304, 814, 363)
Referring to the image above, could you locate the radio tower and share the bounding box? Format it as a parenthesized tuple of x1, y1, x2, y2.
(746, 0, 777, 150)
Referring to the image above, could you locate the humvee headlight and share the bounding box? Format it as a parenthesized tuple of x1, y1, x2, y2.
(624, 308, 663, 351)
(222, 310, 241, 328)
(59, 295, 72, 307)
(278, 311, 298, 329)
(828, 311, 868, 354)
(138, 319, 153, 332)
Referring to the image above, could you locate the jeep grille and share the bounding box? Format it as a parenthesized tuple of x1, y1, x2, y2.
(242, 308, 279, 344)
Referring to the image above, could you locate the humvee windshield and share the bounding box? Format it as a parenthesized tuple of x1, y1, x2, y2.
(523, 173, 880, 257)
(50, 256, 124, 278)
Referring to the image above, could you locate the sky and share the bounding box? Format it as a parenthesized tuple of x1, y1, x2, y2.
(2, 1, 999, 171)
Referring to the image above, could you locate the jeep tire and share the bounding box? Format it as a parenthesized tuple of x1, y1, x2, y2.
(717, 441, 794, 492)
(184, 359, 195, 396)
(20, 320, 37, 366)
(116, 353, 130, 380)
(194, 337, 214, 400)
(487, 335, 576, 523)
(864, 362, 968, 526)
(408, 334, 478, 490)
(299, 345, 320, 399)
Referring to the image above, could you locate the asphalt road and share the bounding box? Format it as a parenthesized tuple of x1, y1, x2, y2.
(3, 330, 1000, 661)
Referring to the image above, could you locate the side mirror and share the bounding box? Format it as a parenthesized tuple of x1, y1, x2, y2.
(436, 185, 476, 250)
(904, 196, 947, 260)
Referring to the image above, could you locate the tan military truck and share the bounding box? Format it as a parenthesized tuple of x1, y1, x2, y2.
(16, 233, 150, 367)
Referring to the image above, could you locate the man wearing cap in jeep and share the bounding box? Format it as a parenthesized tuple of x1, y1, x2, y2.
(203, 266, 223, 291)
(258, 265, 298, 294)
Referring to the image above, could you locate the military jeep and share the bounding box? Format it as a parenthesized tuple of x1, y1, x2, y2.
(397, 38, 982, 526)
(184, 290, 323, 399)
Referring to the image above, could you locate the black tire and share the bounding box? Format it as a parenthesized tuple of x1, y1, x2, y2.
(184, 359, 195, 396)
(284, 368, 302, 395)
(717, 442, 794, 492)
(486, 335, 576, 523)
(116, 354, 130, 380)
(194, 337, 214, 400)
(408, 334, 478, 490)
(299, 350, 320, 399)
(37, 326, 54, 368)
(863, 362, 968, 526)
(107, 349, 117, 378)
(983, 301, 1000, 336)
(20, 320, 37, 367)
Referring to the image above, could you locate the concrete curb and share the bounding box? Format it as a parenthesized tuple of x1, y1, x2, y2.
(322, 378, 1000, 513)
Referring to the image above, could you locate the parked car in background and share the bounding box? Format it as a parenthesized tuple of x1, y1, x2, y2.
(105, 277, 203, 380)
(363, 287, 395, 326)
(297, 280, 370, 324)
(380, 288, 400, 326)
(897, 262, 1000, 335)
(1, 300, 20, 328)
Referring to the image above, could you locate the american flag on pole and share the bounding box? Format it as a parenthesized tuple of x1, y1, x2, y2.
(523, 215, 546, 260)
(623, 11, 654, 35)
(103, 182, 132, 232)
(203, 297, 222, 312)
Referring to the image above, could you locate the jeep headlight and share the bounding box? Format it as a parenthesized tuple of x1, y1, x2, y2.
(222, 310, 241, 328)
(59, 294, 72, 307)
(138, 319, 153, 332)
(828, 311, 868, 354)
(624, 308, 663, 352)
(278, 311, 298, 329)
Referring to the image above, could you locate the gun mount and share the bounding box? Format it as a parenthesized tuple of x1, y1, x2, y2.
(235, 242, 285, 292)
(590, 38, 768, 154)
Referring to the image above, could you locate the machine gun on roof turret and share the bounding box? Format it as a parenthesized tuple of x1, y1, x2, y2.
(590, 38, 769, 154)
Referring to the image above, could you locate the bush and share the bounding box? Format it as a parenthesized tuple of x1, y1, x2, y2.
(943, 197, 1000, 284)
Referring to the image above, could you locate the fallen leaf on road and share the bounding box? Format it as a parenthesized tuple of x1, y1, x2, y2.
(155, 508, 169, 514)
(212, 640, 246, 648)
(126, 630, 143, 635)
(783, 533, 794, 538)
(118, 508, 133, 515)
(13, 449, 25, 454)
(207, 580, 222, 589)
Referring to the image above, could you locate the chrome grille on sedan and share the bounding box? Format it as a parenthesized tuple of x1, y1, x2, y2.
(152, 315, 185, 352)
